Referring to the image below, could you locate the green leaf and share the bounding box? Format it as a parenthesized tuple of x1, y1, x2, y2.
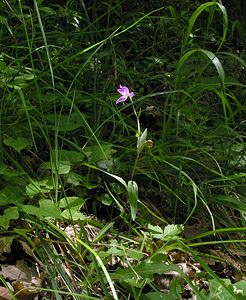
(125, 248, 145, 259)
(0, 60, 7, 70)
(0, 207, 19, 229)
(83, 163, 127, 188)
(178, 49, 225, 89)
(42, 161, 71, 174)
(234, 280, 246, 297)
(59, 198, 86, 221)
(181, 2, 228, 53)
(137, 128, 148, 154)
(4, 136, 31, 153)
(96, 194, 113, 206)
(59, 196, 86, 209)
(0, 163, 24, 177)
(147, 224, 184, 240)
(163, 224, 184, 241)
(140, 279, 183, 300)
(52, 150, 84, 162)
(147, 224, 163, 233)
(39, 199, 61, 219)
(39, 6, 57, 15)
(107, 247, 124, 256)
(112, 262, 184, 282)
(0, 236, 15, 255)
(2, 68, 34, 89)
(61, 206, 85, 221)
(26, 178, 54, 197)
(93, 222, 115, 243)
(83, 144, 116, 163)
(140, 292, 166, 300)
(127, 181, 138, 221)
(107, 247, 144, 260)
(208, 278, 242, 300)
(0, 186, 24, 205)
(65, 172, 83, 186)
(22, 199, 61, 219)
(46, 113, 84, 132)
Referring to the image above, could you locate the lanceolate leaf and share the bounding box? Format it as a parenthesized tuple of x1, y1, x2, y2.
(137, 128, 148, 154)
(127, 181, 138, 221)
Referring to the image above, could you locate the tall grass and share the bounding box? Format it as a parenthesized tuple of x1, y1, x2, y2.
(0, 0, 245, 298)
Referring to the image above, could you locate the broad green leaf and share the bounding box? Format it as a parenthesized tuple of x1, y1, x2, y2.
(59, 196, 86, 209)
(21, 205, 42, 216)
(125, 248, 145, 259)
(97, 159, 114, 171)
(148, 224, 184, 245)
(0, 165, 24, 177)
(42, 161, 71, 174)
(147, 224, 163, 233)
(65, 172, 83, 186)
(39, 199, 61, 219)
(0, 207, 19, 229)
(4, 137, 31, 153)
(127, 181, 138, 221)
(2, 68, 34, 89)
(208, 278, 244, 300)
(46, 113, 84, 132)
(51, 150, 84, 162)
(83, 144, 116, 163)
(59, 198, 86, 220)
(163, 224, 184, 240)
(0, 186, 24, 205)
(107, 247, 144, 260)
(61, 206, 85, 221)
(234, 280, 246, 297)
(26, 178, 54, 197)
(107, 247, 124, 256)
(112, 262, 184, 282)
(82, 182, 98, 189)
(22, 199, 61, 219)
(96, 194, 113, 206)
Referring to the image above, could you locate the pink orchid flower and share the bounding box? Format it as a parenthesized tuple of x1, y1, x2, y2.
(116, 85, 135, 105)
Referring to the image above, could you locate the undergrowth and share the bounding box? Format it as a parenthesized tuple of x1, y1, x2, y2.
(0, 0, 245, 299)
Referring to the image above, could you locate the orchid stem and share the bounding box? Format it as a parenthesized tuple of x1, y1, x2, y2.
(130, 96, 141, 137)
(129, 96, 141, 180)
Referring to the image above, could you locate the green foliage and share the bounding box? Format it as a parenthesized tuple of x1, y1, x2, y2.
(147, 224, 184, 241)
(201, 279, 246, 299)
(3, 137, 31, 153)
(127, 180, 139, 221)
(0, 0, 245, 298)
(0, 207, 19, 229)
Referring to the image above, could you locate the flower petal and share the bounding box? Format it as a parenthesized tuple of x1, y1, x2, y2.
(116, 95, 127, 105)
(117, 85, 129, 95)
(129, 92, 135, 98)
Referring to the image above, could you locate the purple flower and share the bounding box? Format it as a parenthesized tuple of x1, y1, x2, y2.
(116, 85, 135, 105)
